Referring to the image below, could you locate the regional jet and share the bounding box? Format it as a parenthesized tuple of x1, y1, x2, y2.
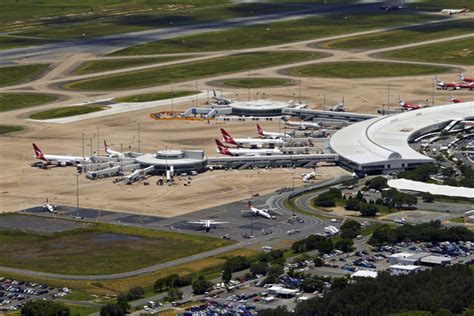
(212, 90, 232, 105)
(399, 98, 426, 111)
(450, 95, 464, 104)
(104, 140, 125, 158)
(441, 6, 469, 15)
(215, 139, 281, 156)
(242, 205, 275, 219)
(329, 97, 346, 112)
(220, 128, 283, 148)
(187, 219, 229, 232)
(33, 143, 90, 166)
(284, 119, 320, 130)
(42, 199, 57, 213)
(302, 169, 318, 183)
(256, 124, 289, 139)
(436, 77, 473, 90)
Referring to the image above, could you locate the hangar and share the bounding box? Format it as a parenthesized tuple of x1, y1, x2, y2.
(330, 102, 474, 174)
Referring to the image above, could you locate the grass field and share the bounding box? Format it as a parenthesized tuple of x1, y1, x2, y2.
(213, 77, 292, 88)
(404, 0, 472, 11)
(285, 61, 452, 79)
(67, 304, 100, 316)
(0, 125, 24, 135)
(14, 3, 297, 39)
(73, 56, 194, 75)
(0, 36, 54, 51)
(0, 64, 50, 87)
(0, 93, 57, 112)
(320, 19, 474, 50)
(30, 105, 108, 120)
(65, 51, 323, 91)
(0, 223, 233, 275)
(114, 91, 197, 103)
(111, 12, 439, 55)
(382, 37, 474, 66)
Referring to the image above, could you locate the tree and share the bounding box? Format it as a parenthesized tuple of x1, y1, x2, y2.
(258, 305, 293, 316)
(192, 275, 211, 295)
(224, 256, 250, 272)
(344, 197, 359, 211)
(314, 192, 336, 207)
(100, 303, 126, 316)
(222, 266, 232, 283)
(313, 257, 323, 267)
(340, 220, 361, 239)
(359, 203, 378, 216)
(422, 192, 434, 203)
(126, 287, 144, 300)
(356, 191, 364, 200)
(334, 238, 354, 253)
(301, 278, 324, 293)
(165, 287, 183, 302)
(22, 300, 70, 316)
(250, 261, 269, 276)
(365, 177, 387, 191)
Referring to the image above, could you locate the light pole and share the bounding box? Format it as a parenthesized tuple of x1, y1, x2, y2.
(76, 173, 79, 211)
(97, 126, 100, 156)
(137, 122, 141, 153)
(387, 83, 390, 111)
(82, 133, 84, 159)
(432, 77, 435, 106)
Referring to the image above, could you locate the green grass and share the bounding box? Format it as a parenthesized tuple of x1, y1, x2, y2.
(0, 36, 54, 50)
(0, 93, 57, 112)
(405, 0, 473, 11)
(0, 125, 24, 135)
(67, 303, 100, 316)
(383, 37, 474, 66)
(361, 223, 384, 236)
(387, 312, 432, 316)
(30, 105, 108, 120)
(285, 61, 453, 79)
(321, 19, 474, 50)
(111, 12, 439, 55)
(0, 222, 233, 275)
(214, 77, 292, 88)
(114, 91, 197, 103)
(13, 3, 297, 39)
(65, 51, 323, 91)
(449, 217, 465, 223)
(63, 290, 96, 302)
(0, 64, 50, 87)
(74, 56, 194, 75)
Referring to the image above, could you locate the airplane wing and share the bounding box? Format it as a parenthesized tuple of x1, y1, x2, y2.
(212, 221, 229, 225)
(188, 221, 205, 224)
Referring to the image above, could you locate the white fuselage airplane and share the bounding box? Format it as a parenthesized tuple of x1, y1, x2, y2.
(243, 206, 275, 219)
(33, 143, 90, 166)
(221, 128, 283, 148)
(257, 124, 289, 139)
(104, 140, 125, 158)
(42, 202, 57, 213)
(399, 98, 426, 111)
(441, 6, 469, 15)
(212, 90, 232, 105)
(329, 98, 345, 112)
(215, 139, 281, 156)
(187, 219, 229, 232)
(284, 119, 320, 130)
(302, 170, 318, 183)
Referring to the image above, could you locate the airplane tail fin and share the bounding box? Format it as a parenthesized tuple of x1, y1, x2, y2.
(104, 140, 109, 153)
(220, 128, 236, 144)
(213, 90, 217, 97)
(32, 143, 45, 159)
(256, 124, 264, 136)
(215, 139, 231, 155)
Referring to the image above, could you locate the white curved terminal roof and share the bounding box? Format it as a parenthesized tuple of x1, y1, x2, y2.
(330, 102, 474, 167)
(388, 179, 474, 198)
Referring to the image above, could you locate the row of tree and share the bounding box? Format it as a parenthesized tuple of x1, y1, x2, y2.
(369, 220, 474, 246)
(291, 234, 354, 254)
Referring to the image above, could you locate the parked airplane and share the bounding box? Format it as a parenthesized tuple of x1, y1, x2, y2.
(256, 124, 289, 139)
(220, 128, 283, 148)
(302, 169, 318, 183)
(212, 90, 232, 105)
(187, 219, 229, 232)
(329, 97, 345, 112)
(242, 204, 275, 219)
(284, 119, 320, 130)
(399, 98, 426, 111)
(441, 6, 469, 15)
(450, 95, 464, 103)
(215, 139, 281, 156)
(436, 77, 473, 90)
(33, 143, 90, 166)
(42, 199, 57, 213)
(460, 73, 474, 83)
(104, 140, 124, 158)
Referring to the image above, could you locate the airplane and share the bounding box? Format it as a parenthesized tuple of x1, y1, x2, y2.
(460, 73, 474, 83)
(187, 219, 229, 232)
(256, 124, 289, 139)
(399, 98, 426, 111)
(302, 169, 318, 183)
(104, 140, 124, 158)
(441, 6, 469, 15)
(284, 118, 320, 130)
(215, 139, 281, 156)
(212, 90, 232, 105)
(33, 143, 90, 166)
(242, 204, 275, 219)
(435, 77, 472, 90)
(329, 97, 345, 112)
(220, 128, 283, 148)
(42, 199, 57, 213)
(450, 95, 464, 103)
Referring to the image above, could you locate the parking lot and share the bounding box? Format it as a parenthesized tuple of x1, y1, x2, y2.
(0, 277, 70, 312)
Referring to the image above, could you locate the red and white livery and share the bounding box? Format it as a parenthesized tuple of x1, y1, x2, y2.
(221, 128, 282, 148)
(215, 139, 281, 156)
(257, 124, 289, 139)
(33, 143, 90, 166)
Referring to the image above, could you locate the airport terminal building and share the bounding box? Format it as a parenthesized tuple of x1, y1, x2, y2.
(330, 102, 474, 174)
